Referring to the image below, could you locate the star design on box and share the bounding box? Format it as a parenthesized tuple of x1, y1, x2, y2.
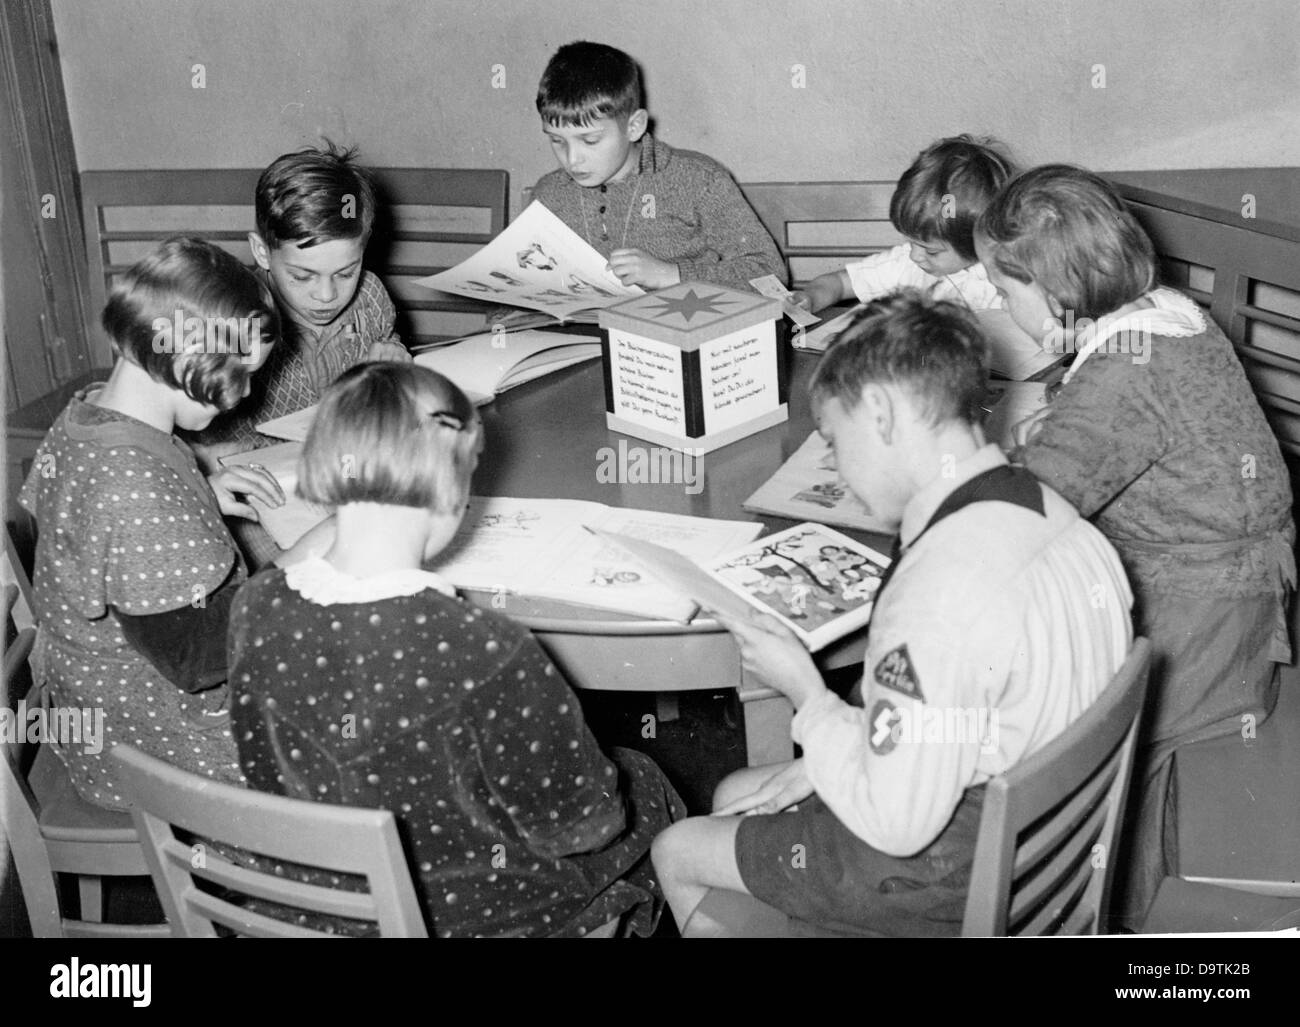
(641, 288, 737, 323)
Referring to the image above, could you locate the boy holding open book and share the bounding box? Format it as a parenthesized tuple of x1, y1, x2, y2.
(651, 292, 1134, 936)
(529, 41, 785, 294)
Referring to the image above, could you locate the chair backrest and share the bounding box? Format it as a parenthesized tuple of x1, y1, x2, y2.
(2, 523, 35, 634)
(110, 744, 428, 937)
(79, 167, 509, 361)
(962, 637, 1152, 936)
(740, 181, 902, 287)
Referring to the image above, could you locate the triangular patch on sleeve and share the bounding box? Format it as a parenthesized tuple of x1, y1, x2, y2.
(872, 644, 924, 702)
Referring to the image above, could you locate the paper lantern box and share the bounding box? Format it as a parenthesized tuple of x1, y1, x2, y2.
(597, 282, 788, 454)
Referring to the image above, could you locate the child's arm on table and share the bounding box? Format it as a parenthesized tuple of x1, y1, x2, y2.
(363, 275, 413, 363)
(790, 270, 853, 313)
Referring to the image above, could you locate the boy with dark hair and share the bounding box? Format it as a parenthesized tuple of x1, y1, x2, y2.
(531, 41, 785, 292)
(793, 135, 1015, 313)
(199, 141, 410, 455)
(651, 291, 1133, 936)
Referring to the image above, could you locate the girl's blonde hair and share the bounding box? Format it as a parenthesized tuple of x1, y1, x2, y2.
(976, 164, 1156, 322)
(298, 363, 482, 513)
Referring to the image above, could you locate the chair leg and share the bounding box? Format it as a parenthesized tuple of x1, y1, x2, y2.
(77, 876, 105, 922)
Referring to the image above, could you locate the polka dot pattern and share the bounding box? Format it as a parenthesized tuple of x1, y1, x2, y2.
(17, 395, 245, 808)
(227, 568, 685, 937)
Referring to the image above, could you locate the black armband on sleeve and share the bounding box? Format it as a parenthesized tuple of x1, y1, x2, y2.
(114, 570, 241, 694)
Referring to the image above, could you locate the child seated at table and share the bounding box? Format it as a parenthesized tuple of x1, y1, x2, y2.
(193, 142, 411, 565)
(528, 40, 785, 294)
(18, 236, 292, 809)
(228, 362, 685, 937)
(650, 292, 1133, 936)
(975, 164, 1296, 929)
(195, 142, 410, 457)
(792, 135, 1015, 314)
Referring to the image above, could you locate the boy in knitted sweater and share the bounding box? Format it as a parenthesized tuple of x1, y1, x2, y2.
(530, 41, 785, 294)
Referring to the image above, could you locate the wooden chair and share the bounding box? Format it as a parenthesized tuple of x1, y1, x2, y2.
(78, 166, 509, 361)
(740, 181, 901, 288)
(110, 744, 428, 937)
(1, 528, 167, 937)
(683, 638, 1152, 937)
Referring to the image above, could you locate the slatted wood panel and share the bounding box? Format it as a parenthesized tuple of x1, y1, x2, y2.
(1119, 200, 1300, 471)
(741, 181, 901, 286)
(79, 167, 509, 363)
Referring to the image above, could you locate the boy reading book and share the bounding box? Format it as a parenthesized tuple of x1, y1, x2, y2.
(196, 141, 411, 460)
(651, 292, 1133, 936)
(528, 41, 785, 295)
(196, 142, 412, 566)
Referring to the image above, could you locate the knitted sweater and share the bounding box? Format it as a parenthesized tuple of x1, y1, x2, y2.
(530, 135, 786, 291)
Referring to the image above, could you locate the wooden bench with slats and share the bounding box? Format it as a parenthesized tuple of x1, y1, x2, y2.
(78, 167, 509, 363)
(741, 181, 901, 287)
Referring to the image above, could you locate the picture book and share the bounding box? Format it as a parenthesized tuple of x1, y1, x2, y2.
(743, 431, 890, 533)
(414, 200, 643, 320)
(221, 441, 327, 549)
(594, 521, 891, 651)
(428, 498, 764, 620)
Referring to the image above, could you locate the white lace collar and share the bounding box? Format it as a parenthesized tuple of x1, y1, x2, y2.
(284, 555, 459, 606)
(1063, 288, 1207, 383)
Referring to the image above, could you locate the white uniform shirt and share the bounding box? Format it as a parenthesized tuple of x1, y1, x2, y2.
(844, 244, 1001, 311)
(793, 445, 1134, 857)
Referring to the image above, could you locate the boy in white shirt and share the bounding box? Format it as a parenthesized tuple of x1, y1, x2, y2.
(651, 292, 1133, 936)
(793, 136, 1015, 314)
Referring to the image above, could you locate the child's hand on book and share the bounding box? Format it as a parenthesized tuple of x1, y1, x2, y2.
(207, 465, 285, 521)
(712, 758, 814, 817)
(711, 607, 825, 709)
(608, 248, 681, 289)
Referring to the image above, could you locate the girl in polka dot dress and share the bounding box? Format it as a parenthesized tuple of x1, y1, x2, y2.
(228, 363, 686, 937)
(18, 237, 309, 809)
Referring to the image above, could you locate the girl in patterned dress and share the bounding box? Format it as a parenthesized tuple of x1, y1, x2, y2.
(975, 166, 1295, 928)
(228, 362, 685, 937)
(19, 237, 300, 808)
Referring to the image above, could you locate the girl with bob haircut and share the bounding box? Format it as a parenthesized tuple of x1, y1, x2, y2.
(19, 236, 290, 809)
(975, 165, 1295, 930)
(228, 363, 684, 937)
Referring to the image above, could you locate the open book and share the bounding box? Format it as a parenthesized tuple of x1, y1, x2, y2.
(414, 200, 642, 320)
(413, 328, 600, 406)
(221, 441, 327, 549)
(429, 498, 764, 620)
(595, 522, 890, 651)
(793, 306, 1057, 381)
(743, 431, 890, 533)
(254, 330, 603, 442)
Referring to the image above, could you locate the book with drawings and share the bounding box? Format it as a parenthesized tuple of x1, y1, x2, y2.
(743, 431, 890, 533)
(429, 498, 763, 620)
(414, 200, 643, 321)
(594, 521, 891, 651)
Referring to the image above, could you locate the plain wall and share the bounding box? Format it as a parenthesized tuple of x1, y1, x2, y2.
(52, 0, 1300, 212)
